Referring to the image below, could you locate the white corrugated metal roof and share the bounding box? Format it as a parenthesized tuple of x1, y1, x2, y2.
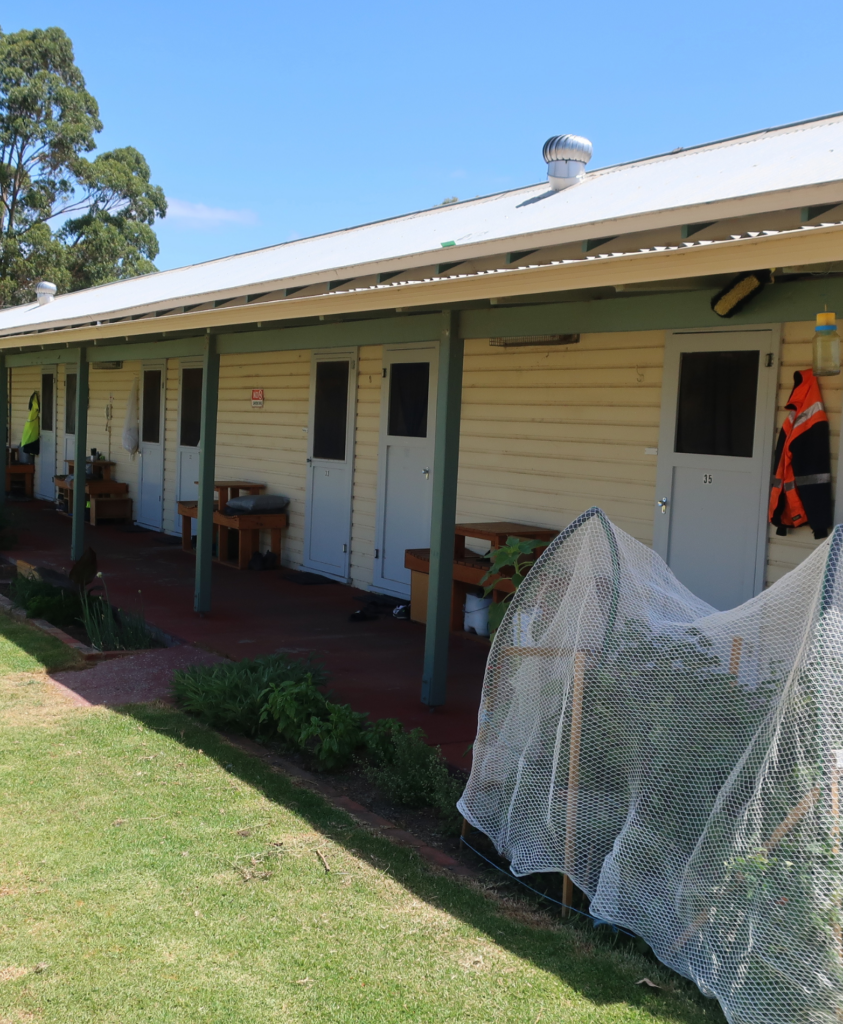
(3, 112, 843, 335)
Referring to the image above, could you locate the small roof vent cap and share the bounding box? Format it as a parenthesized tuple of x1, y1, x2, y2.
(543, 134, 593, 191)
(35, 281, 57, 305)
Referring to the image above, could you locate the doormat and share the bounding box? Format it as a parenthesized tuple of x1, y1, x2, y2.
(280, 569, 336, 585)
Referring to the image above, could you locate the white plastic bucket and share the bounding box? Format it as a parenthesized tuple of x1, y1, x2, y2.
(464, 592, 492, 636)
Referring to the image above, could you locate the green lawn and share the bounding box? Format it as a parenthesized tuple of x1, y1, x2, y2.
(0, 626, 723, 1023)
(0, 613, 83, 673)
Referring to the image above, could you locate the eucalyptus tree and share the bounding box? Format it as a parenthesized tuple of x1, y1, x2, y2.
(0, 25, 166, 306)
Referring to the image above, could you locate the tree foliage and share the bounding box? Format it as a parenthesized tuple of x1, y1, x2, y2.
(0, 26, 166, 306)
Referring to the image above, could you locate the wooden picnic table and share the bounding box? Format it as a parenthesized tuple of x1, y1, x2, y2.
(405, 521, 559, 630)
(453, 521, 558, 558)
(5, 463, 34, 497)
(66, 459, 116, 482)
(212, 480, 266, 509)
(55, 460, 132, 524)
(179, 481, 286, 569)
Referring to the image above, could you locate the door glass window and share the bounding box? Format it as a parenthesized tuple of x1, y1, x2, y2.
(312, 360, 349, 460)
(180, 367, 203, 447)
(41, 374, 54, 432)
(65, 373, 77, 435)
(675, 350, 759, 458)
(388, 362, 429, 438)
(142, 370, 162, 444)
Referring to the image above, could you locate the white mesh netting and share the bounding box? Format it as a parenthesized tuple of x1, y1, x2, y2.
(458, 507, 843, 1024)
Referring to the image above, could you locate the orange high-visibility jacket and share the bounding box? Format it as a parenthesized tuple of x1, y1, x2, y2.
(769, 369, 832, 539)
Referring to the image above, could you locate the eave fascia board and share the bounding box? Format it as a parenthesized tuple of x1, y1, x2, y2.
(4, 182, 843, 339)
(2, 224, 843, 352)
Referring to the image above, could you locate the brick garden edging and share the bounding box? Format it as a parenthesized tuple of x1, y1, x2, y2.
(0, 556, 183, 659)
(0, 591, 99, 658)
(220, 731, 477, 879)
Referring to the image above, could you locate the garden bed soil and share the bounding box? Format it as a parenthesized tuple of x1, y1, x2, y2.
(260, 737, 469, 857)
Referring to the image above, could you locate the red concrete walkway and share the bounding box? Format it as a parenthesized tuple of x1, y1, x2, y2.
(9, 500, 489, 767)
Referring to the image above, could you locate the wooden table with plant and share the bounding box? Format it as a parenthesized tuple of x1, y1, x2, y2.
(404, 522, 557, 632)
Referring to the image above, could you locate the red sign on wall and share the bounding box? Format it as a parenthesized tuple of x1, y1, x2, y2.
(251, 388, 264, 408)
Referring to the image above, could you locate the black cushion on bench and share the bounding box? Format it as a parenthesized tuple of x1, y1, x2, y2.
(223, 494, 290, 515)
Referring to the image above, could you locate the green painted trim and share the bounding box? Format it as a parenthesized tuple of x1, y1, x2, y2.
(680, 222, 717, 239)
(71, 348, 89, 562)
(5, 338, 205, 367)
(460, 278, 843, 338)
(8, 277, 841, 372)
(582, 236, 617, 252)
(194, 337, 220, 615)
(4, 315, 442, 367)
(801, 204, 840, 223)
(88, 338, 206, 363)
(422, 311, 464, 707)
(506, 249, 537, 264)
(215, 313, 442, 353)
(6, 350, 77, 368)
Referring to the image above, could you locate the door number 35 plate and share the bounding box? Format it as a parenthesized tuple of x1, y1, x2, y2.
(703, 473, 713, 484)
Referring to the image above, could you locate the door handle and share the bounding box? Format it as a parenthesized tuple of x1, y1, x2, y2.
(422, 467, 430, 479)
(657, 497, 669, 514)
(307, 457, 312, 464)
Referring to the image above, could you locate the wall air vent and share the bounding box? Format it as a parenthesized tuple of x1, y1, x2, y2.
(92, 361, 124, 370)
(489, 334, 580, 348)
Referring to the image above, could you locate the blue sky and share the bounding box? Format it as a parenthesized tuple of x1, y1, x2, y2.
(4, 1, 842, 271)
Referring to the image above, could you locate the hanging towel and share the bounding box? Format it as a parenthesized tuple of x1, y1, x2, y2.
(21, 391, 40, 456)
(123, 377, 139, 454)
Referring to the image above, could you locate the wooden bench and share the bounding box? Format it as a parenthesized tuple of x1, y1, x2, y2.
(405, 521, 558, 630)
(178, 500, 288, 569)
(54, 475, 133, 525)
(6, 463, 34, 497)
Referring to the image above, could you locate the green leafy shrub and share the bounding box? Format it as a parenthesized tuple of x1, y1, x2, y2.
(173, 653, 327, 737)
(262, 673, 369, 769)
(261, 674, 328, 742)
(10, 574, 82, 627)
(172, 654, 466, 824)
(364, 716, 403, 763)
(366, 727, 464, 826)
(299, 702, 369, 770)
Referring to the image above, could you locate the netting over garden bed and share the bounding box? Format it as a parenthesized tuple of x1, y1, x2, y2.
(459, 507, 843, 1024)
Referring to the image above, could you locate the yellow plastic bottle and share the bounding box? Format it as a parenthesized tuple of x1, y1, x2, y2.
(813, 311, 841, 376)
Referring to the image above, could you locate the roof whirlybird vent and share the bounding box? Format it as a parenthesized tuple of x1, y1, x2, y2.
(543, 135, 593, 191)
(35, 281, 57, 305)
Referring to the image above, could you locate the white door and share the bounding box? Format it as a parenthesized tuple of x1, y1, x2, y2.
(373, 345, 438, 598)
(177, 363, 203, 535)
(302, 351, 357, 580)
(34, 366, 57, 499)
(63, 369, 77, 471)
(653, 327, 780, 610)
(137, 363, 165, 529)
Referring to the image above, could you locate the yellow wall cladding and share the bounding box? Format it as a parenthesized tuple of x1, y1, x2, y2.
(10, 365, 39, 450)
(349, 345, 382, 589)
(765, 321, 841, 587)
(214, 349, 309, 565)
(456, 332, 664, 547)
(5, 321, 838, 596)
